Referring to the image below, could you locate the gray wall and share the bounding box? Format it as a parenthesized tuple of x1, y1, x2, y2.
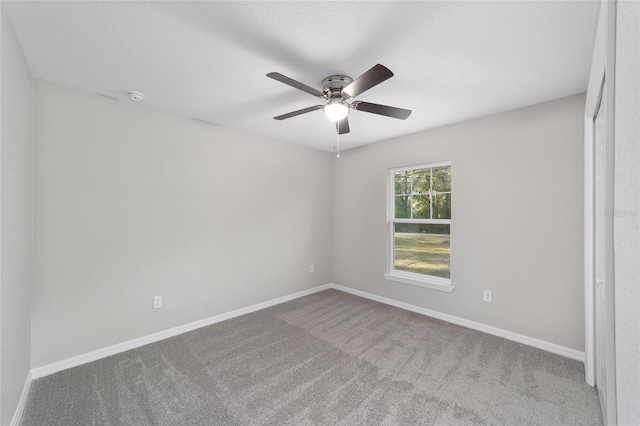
(0, 4, 33, 425)
(614, 1, 640, 423)
(1, 2, 634, 419)
(332, 94, 585, 351)
(32, 79, 332, 368)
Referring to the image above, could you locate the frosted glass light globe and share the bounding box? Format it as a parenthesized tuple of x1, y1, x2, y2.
(323, 99, 349, 122)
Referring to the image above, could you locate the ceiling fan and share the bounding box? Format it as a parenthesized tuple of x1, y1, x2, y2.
(267, 64, 411, 135)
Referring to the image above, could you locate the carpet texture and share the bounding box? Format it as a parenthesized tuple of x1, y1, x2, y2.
(21, 289, 601, 425)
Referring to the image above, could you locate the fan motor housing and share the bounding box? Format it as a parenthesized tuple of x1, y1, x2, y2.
(321, 75, 353, 98)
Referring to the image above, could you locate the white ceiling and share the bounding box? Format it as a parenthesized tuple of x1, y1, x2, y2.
(5, 1, 599, 152)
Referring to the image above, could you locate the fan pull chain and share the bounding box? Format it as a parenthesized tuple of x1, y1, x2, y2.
(335, 122, 340, 158)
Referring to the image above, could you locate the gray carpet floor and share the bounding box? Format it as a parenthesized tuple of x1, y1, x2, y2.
(22, 289, 602, 425)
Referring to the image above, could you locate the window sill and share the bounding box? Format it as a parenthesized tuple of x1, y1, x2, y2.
(383, 271, 454, 293)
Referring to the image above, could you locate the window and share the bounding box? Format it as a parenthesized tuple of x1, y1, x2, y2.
(384, 162, 453, 292)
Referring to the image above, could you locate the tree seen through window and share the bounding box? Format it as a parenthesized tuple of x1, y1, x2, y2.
(392, 164, 451, 279)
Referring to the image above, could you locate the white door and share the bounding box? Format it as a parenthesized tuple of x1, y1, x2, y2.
(594, 84, 617, 425)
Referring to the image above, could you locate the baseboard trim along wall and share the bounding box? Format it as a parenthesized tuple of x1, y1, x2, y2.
(30, 284, 331, 380)
(10, 371, 33, 426)
(17, 282, 585, 423)
(27, 281, 584, 383)
(329, 283, 585, 362)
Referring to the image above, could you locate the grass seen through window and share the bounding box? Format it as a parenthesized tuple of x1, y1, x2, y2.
(390, 163, 451, 283)
(394, 231, 450, 278)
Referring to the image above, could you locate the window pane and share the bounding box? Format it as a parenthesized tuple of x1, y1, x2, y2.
(432, 193, 451, 219)
(395, 195, 411, 218)
(432, 166, 451, 192)
(411, 193, 430, 219)
(412, 169, 430, 194)
(394, 223, 450, 278)
(394, 171, 410, 195)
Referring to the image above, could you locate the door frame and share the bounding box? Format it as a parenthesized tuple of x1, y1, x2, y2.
(584, 1, 616, 424)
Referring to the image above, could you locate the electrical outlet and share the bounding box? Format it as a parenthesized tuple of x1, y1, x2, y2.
(153, 296, 163, 309)
(309, 265, 314, 273)
(483, 290, 493, 303)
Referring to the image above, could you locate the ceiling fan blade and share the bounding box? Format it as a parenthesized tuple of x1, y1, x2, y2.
(351, 101, 411, 120)
(337, 116, 350, 134)
(342, 64, 394, 98)
(267, 72, 324, 97)
(273, 105, 323, 120)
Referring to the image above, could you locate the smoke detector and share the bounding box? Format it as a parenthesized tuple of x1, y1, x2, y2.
(127, 91, 145, 102)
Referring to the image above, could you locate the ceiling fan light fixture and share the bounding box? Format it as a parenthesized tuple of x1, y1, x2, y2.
(323, 98, 349, 122)
(268, 64, 411, 135)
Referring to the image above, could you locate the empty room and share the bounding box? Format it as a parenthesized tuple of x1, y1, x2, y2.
(1, 1, 638, 425)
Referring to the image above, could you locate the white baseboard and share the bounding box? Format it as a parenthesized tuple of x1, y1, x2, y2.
(329, 283, 585, 362)
(28, 280, 583, 388)
(11, 370, 33, 426)
(30, 284, 331, 380)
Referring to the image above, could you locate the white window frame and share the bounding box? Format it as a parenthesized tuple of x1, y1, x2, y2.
(384, 161, 454, 292)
